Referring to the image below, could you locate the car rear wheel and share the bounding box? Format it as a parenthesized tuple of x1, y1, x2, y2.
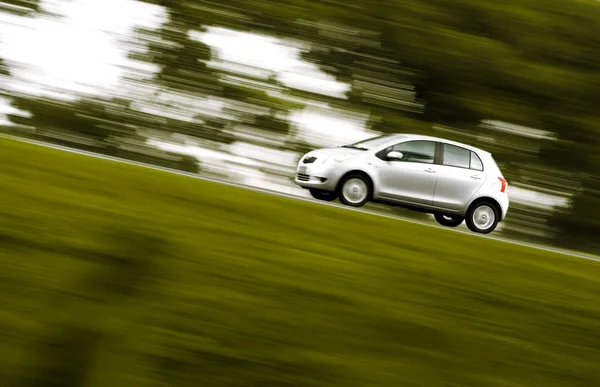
(309, 188, 338, 202)
(338, 174, 371, 207)
(466, 201, 499, 234)
(434, 213, 464, 228)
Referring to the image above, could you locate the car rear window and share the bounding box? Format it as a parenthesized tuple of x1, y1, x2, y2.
(470, 151, 484, 171)
(442, 144, 470, 169)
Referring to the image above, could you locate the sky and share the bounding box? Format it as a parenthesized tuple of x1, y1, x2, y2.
(1, 0, 163, 96)
(0, 0, 367, 145)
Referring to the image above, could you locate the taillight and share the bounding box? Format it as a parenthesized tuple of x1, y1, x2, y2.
(498, 177, 507, 193)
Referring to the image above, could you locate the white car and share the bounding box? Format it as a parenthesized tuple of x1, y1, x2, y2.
(294, 133, 509, 234)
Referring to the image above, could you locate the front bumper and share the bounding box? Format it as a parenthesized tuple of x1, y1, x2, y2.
(293, 162, 340, 192)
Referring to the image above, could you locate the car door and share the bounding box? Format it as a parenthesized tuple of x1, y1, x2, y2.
(433, 143, 487, 211)
(374, 140, 438, 206)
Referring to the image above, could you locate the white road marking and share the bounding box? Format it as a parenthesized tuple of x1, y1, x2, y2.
(2, 132, 599, 263)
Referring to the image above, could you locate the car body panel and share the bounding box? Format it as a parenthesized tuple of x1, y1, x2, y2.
(432, 165, 487, 211)
(374, 157, 438, 206)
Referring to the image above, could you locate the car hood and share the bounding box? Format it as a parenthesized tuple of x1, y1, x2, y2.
(305, 147, 363, 160)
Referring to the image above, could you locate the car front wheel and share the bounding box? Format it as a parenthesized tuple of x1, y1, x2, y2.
(434, 213, 464, 228)
(465, 201, 499, 234)
(338, 174, 372, 207)
(309, 188, 338, 202)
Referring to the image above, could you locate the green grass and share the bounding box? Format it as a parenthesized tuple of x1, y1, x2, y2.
(1, 137, 600, 387)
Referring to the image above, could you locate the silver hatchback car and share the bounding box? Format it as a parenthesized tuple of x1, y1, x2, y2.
(294, 133, 509, 234)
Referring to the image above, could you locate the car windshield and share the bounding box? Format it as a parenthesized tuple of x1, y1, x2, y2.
(340, 134, 400, 151)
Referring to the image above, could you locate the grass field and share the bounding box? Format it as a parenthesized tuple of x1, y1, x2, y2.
(1, 137, 600, 387)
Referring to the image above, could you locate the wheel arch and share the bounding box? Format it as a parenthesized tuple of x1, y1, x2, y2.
(467, 197, 503, 221)
(336, 170, 375, 196)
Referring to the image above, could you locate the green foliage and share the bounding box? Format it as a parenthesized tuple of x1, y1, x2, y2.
(10, 225, 168, 387)
(129, 21, 220, 94)
(175, 153, 200, 173)
(2, 137, 600, 387)
(253, 114, 290, 134)
(549, 174, 600, 252)
(9, 96, 136, 141)
(0, 57, 9, 76)
(19, 324, 102, 387)
(0, 0, 40, 14)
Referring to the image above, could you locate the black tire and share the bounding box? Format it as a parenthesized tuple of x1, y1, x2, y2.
(309, 188, 338, 202)
(465, 200, 500, 234)
(434, 213, 464, 228)
(338, 173, 372, 207)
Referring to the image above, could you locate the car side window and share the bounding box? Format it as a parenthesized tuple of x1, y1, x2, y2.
(470, 151, 484, 171)
(388, 140, 436, 164)
(442, 144, 470, 169)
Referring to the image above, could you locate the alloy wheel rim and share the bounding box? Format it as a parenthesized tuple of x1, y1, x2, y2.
(473, 205, 495, 230)
(342, 178, 368, 204)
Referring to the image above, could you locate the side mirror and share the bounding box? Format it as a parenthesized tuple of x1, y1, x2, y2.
(387, 151, 404, 161)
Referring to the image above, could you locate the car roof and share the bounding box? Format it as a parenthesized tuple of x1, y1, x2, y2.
(386, 133, 490, 155)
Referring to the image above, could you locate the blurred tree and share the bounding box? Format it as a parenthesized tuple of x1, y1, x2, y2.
(8, 96, 135, 141)
(549, 174, 600, 252)
(129, 20, 220, 95)
(0, 0, 40, 14)
(130, 0, 306, 137)
(0, 58, 9, 77)
(0, 57, 10, 102)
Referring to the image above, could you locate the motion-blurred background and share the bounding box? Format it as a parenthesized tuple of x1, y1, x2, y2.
(1, 0, 599, 252)
(2, 2, 600, 387)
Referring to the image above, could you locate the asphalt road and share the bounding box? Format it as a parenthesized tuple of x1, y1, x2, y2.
(2, 132, 598, 263)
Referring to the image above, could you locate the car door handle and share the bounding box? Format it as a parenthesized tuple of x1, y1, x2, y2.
(424, 168, 436, 174)
(470, 175, 482, 180)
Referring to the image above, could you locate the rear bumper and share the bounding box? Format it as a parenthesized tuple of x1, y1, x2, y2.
(499, 194, 509, 221)
(500, 200, 509, 221)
